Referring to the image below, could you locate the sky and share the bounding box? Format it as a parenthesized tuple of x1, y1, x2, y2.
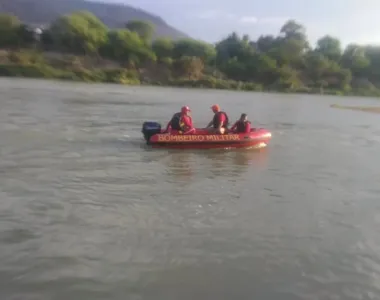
(98, 0, 380, 47)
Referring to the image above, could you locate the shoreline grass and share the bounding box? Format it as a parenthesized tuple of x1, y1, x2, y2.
(2, 62, 380, 99)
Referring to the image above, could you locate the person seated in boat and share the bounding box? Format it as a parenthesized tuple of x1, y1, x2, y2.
(165, 106, 195, 134)
(230, 113, 251, 133)
(164, 111, 181, 132)
(206, 104, 229, 134)
(179, 106, 196, 134)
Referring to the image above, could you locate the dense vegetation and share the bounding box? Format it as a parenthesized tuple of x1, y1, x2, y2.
(0, 11, 380, 96)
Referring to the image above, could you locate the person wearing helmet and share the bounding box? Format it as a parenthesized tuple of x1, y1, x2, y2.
(206, 104, 229, 134)
(179, 106, 195, 134)
(165, 106, 195, 134)
(230, 113, 251, 133)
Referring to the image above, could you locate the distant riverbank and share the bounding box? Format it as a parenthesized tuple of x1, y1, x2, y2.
(1, 50, 380, 98)
(2, 11, 380, 97)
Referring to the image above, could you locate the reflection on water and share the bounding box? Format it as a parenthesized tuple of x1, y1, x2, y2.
(1, 79, 380, 300)
(166, 151, 194, 179)
(331, 103, 380, 114)
(160, 148, 269, 181)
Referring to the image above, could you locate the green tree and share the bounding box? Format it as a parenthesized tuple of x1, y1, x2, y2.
(103, 29, 156, 66)
(244, 53, 278, 84)
(276, 20, 309, 66)
(324, 62, 352, 90)
(125, 20, 155, 41)
(220, 57, 246, 81)
(275, 66, 303, 90)
(16, 25, 35, 47)
(362, 46, 380, 83)
(304, 51, 331, 86)
(172, 39, 216, 63)
(40, 29, 54, 49)
(152, 38, 174, 60)
(173, 56, 204, 79)
(0, 13, 20, 28)
(315, 35, 342, 61)
(341, 44, 370, 77)
(214, 32, 279, 83)
(215, 32, 253, 62)
(280, 20, 306, 40)
(0, 14, 22, 48)
(50, 11, 108, 55)
(255, 35, 278, 53)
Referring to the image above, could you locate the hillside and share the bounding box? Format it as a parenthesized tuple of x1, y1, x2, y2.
(0, 0, 190, 39)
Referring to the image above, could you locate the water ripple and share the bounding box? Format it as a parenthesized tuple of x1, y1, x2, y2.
(0, 79, 380, 300)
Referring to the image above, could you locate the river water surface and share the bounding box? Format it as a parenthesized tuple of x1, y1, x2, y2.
(1, 78, 380, 300)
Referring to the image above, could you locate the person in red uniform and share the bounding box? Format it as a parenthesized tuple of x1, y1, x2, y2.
(230, 113, 251, 133)
(206, 104, 229, 134)
(164, 106, 195, 134)
(179, 106, 195, 134)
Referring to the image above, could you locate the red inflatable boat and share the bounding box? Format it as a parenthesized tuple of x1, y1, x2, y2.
(142, 122, 272, 149)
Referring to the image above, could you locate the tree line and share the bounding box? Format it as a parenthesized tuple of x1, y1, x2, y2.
(0, 11, 380, 95)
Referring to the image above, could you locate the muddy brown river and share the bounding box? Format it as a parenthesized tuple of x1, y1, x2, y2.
(1, 78, 380, 300)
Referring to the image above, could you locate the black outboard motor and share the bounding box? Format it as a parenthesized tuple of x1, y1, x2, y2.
(142, 121, 162, 142)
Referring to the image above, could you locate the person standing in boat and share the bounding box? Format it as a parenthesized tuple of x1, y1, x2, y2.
(206, 104, 229, 134)
(165, 106, 195, 134)
(230, 113, 251, 133)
